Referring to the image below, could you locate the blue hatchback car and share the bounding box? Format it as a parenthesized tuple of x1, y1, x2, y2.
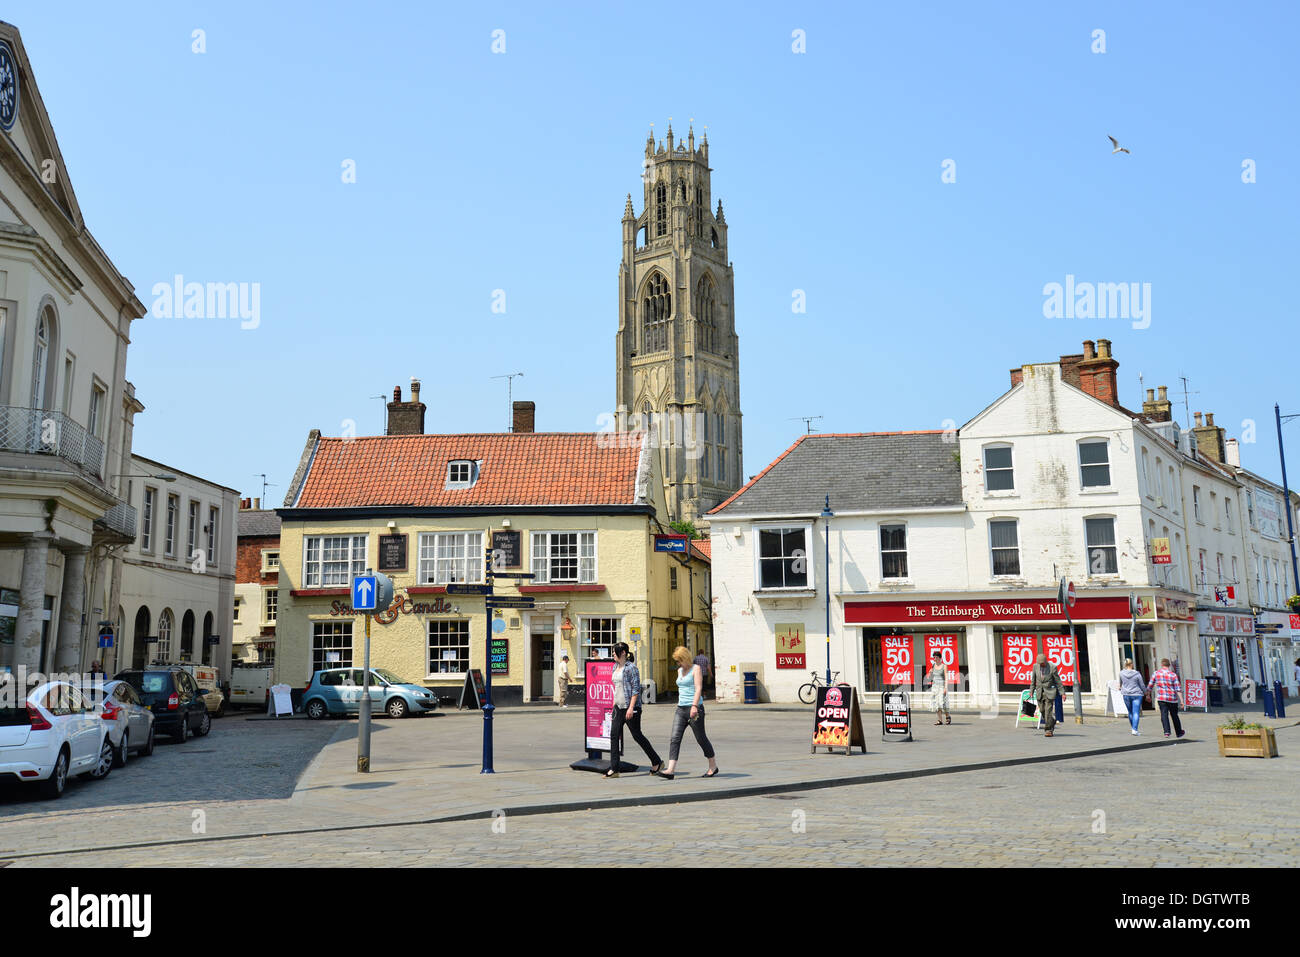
(301, 668, 439, 720)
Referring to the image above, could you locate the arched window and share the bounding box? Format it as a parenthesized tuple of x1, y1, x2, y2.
(710, 227, 719, 249)
(655, 183, 667, 237)
(181, 610, 196, 660)
(202, 611, 214, 665)
(694, 186, 704, 238)
(158, 608, 174, 661)
(694, 275, 717, 353)
(31, 309, 52, 410)
(132, 606, 151, 670)
(641, 273, 671, 353)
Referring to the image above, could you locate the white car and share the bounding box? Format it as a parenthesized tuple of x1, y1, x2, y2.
(93, 680, 156, 768)
(0, 680, 115, 799)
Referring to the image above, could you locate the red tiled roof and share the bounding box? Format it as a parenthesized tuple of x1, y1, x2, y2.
(293, 433, 647, 509)
(690, 539, 711, 562)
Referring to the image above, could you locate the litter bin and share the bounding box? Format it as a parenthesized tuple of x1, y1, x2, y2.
(743, 672, 759, 704)
(1206, 675, 1223, 708)
(1262, 686, 1276, 718)
(1274, 681, 1286, 718)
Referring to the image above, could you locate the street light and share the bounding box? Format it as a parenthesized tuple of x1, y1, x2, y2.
(111, 471, 178, 483)
(1274, 405, 1300, 597)
(821, 495, 833, 686)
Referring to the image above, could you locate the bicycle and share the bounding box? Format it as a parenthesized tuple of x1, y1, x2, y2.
(798, 670, 842, 705)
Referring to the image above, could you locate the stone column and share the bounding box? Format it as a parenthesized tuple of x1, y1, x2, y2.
(53, 547, 89, 673)
(14, 534, 53, 675)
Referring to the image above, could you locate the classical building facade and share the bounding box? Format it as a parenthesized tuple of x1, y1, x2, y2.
(0, 23, 146, 678)
(615, 124, 742, 525)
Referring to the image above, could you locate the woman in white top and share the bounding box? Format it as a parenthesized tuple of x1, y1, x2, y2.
(604, 642, 662, 778)
(659, 645, 719, 780)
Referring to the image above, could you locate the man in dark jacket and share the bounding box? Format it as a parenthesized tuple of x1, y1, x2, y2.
(1028, 653, 1065, 737)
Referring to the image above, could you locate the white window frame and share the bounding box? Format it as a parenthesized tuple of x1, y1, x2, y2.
(88, 378, 106, 440)
(207, 506, 219, 565)
(1141, 448, 1151, 499)
(1225, 497, 1234, 533)
(417, 531, 484, 584)
(187, 500, 199, 558)
(1084, 515, 1119, 577)
(1169, 467, 1178, 513)
(531, 531, 597, 584)
(445, 460, 479, 489)
(1247, 489, 1256, 528)
(753, 523, 814, 592)
(988, 518, 1021, 578)
(879, 523, 909, 580)
(579, 616, 622, 660)
(264, 588, 278, 625)
(312, 620, 353, 673)
(164, 493, 178, 558)
(982, 444, 1015, 493)
(261, 549, 280, 573)
(303, 534, 369, 588)
(1077, 439, 1112, 490)
(142, 486, 157, 552)
(1193, 486, 1202, 523)
(427, 619, 471, 677)
(1211, 491, 1220, 530)
(232, 598, 241, 623)
(1200, 550, 1209, 595)
(1155, 457, 1164, 502)
(158, 608, 174, 661)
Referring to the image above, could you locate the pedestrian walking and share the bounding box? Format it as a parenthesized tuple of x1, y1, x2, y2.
(694, 647, 712, 698)
(604, 642, 662, 778)
(1149, 658, 1185, 739)
(1028, 653, 1065, 737)
(926, 651, 950, 725)
(556, 653, 570, 707)
(659, 645, 718, 779)
(1118, 658, 1147, 735)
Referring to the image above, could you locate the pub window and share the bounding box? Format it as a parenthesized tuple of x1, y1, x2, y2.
(312, 620, 353, 673)
(1085, 517, 1118, 575)
(580, 616, 621, 659)
(1078, 440, 1111, 489)
(531, 531, 597, 584)
(756, 526, 810, 590)
(880, 524, 908, 579)
(446, 460, 479, 488)
(303, 534, 368, 587)
(989, 520, 1020, 576)
(983, 445, 1014, 492)
(264, 588, 278, 624)
(418, 531, 484, 584)
(428, 619, 471, 675)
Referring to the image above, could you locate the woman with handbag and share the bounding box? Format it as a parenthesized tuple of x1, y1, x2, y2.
(604, 642, 662, 778)
(926, 651, 950, 726)
(658, 645, 719, 779)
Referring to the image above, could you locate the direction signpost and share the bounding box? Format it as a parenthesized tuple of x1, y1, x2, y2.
(353, 570, 393, 773)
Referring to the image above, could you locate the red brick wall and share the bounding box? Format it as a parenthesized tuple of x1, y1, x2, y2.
(237, 535, 280, 585)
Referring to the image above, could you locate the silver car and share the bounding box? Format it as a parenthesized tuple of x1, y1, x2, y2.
(92, 680, 156, 767)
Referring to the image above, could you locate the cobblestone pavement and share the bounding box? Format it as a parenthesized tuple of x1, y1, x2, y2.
(17, 736, 1298, 867)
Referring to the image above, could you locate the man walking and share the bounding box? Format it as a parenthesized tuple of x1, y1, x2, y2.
(556, 653, 571, 708)
(1149, 657, 1185, 739)
(694, 647, 712, 699)
(1028, 653, 1065, 737)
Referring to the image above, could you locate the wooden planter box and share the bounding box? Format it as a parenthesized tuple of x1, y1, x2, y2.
(1216, 726, 1278, 758)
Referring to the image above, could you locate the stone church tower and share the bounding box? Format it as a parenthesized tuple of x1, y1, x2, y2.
(616, 124, 743, 525)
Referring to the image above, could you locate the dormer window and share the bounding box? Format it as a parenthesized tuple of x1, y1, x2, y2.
(446, 460, 479, 489)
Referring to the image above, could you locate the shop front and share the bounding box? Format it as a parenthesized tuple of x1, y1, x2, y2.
(1254, 611, 1298, 697)
(1197, 609, 1259, 703)
(844, 592, 1195, 713)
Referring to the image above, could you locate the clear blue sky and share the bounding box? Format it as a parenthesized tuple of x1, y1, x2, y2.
(7, 1, 1298, 500)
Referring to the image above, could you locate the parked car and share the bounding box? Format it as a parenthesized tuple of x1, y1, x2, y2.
(301, 668, 439, 719)
(229, 665, 274, 710)
(0, 679, 115, 799)
(114, 668, 212, 741)
(91, 680, 156, 767)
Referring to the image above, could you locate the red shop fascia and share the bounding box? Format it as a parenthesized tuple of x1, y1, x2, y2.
(844, 595, 1134, 626)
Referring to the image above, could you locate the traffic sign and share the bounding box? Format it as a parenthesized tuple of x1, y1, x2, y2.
(353, 575, 378, 611)
(445, 583, 493, 595)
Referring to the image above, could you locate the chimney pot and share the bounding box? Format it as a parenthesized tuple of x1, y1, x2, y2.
(1158, 385, 1168, 401)
(1194, 412, 1203, 426)
(1146, 388, 1155, 402)
(1205, 412, 1215, 427)
(411, 378, 421, 402)
(1097, 338, 1112, 358)
(393, 386, 401, 402)
(253, 497, 260, 509)
(1082, 340, 1096, 359)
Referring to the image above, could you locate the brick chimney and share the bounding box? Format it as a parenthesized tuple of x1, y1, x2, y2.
(1071, 337, 1120, 407)
(1142, 385, 1173, 423)
(386, 381, 427, 435)
(1009, 368, 1024, 388)
(512, 400, 536, 433)
(1192, 411, 1226, 463)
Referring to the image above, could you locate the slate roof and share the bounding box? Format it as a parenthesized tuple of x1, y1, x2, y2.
(237, 509, 281, 537)
(290, 433, 648, 509)
(710, 432, 963, 517)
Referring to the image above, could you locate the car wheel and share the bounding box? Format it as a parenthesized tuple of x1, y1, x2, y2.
(386, 697, 409, 719)
(38, 749, 69, 800)
(113, 731, 129, 769)
(195, 710, 211, 737)
(83, 736, 114, 780)
(141, 726, 155, 757)
(176, 715, 191, 742)
(305, 699, 327, 720)
(215, 699, 226, 718)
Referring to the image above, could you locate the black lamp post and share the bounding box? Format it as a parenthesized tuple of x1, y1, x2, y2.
(821, 495, 833, 686)
(1275, 405, 1300, 597)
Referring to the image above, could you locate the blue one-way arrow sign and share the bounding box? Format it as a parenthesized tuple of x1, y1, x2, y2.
(353, 574, 377, 611)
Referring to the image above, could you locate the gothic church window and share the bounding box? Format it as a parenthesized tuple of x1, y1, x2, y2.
(694, 276, 717, 352)
(655, 184, 667, 237)
(641, 273, 671, 353)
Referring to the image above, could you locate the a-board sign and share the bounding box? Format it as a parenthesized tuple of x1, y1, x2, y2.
(1105, 680, 1125, 717)
(881, 689, 912, 741)
(584, 658, 616, 751)
(378, 534, 407, 571)
(1185, 678, 1209, 711)
(811, 684, 866, 755)
(457, 668, 488, 710)
(269, 683, 293, 717)
(489, 636, 509, 675)
(491, 530, 521, 569)
(1014, 689, 1040, 729)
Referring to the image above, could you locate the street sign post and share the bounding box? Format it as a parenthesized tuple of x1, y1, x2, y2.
(1059, 578, 1082, 724)
(486, 597, 536, 609)
(445, 583, 493, 596)
(354, 570, 394, 773)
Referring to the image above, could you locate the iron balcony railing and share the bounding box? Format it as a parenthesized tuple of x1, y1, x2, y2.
(98, 499, 137, 540)
(0, 405, 106, 478)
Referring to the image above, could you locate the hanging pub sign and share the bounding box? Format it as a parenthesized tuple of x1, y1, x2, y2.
(881, 635, 913, 685)
(1042, 633, 1078, 685)
(1002, 633, 1038, 685)
(923, 634, 959, 684)
(1150, 538, 1171, 564)
(489, 636, 509, 675)
(491, 530, 521, 569)
(775, 622, 806, 669)
(881, 689, 912, 742)
(457, 668, 488, 710)
(812, 684, 866, 755)
(378, 534, 408, 572)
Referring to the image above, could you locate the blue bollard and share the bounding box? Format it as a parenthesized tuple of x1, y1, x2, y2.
(1274, 681, 1286, 718)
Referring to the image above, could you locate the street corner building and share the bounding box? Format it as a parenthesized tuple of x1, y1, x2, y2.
(274, 389, 712, 705)
(708, 339, 1300, 708)
(0, 22, 148, 678)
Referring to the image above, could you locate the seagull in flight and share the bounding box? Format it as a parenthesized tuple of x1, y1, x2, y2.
(1108, 135, 1130, 155)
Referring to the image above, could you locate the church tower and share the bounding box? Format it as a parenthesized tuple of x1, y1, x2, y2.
(616, 123, 743, 525)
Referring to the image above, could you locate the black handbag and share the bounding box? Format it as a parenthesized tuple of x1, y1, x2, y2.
(1021, 698, 1037, 717)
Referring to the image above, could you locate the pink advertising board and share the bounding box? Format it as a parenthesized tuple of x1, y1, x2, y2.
(585, 659, 616, 751)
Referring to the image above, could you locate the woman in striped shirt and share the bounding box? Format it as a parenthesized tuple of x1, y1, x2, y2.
(604, 642, 662, 778)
